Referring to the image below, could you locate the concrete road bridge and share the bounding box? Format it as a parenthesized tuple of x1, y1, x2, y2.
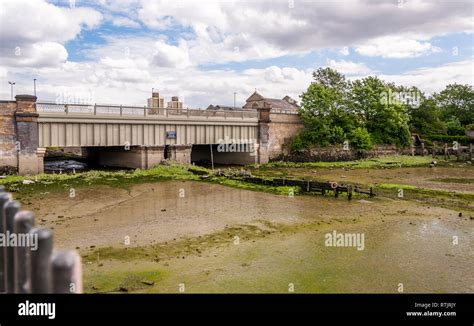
(1, 95, 303, 175)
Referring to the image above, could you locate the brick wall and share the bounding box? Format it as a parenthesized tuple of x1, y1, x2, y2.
(0, 95, 43, 175)
(0, 101, 18, 171)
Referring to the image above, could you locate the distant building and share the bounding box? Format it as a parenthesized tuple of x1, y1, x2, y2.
(243, 91, 300, 111)
(167, 96, 183, 109)
(147, 91, 165, 108)
(147, 91, 183, 109)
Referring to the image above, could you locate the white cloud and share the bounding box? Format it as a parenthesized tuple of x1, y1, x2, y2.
(0, 0, 102, 44)
(0, 0, 102, 67)
(378, 59, 474, 94)
(152, 40, 192, 68)
(339, 47, 350, 56)
(0, 0, 472, 108)
(111, 16, 140, 28)
(355, 35, 442, 58)
(132, 0, 472, 63)
(326, 59, 373, 76)
(8, 42, 68, 67)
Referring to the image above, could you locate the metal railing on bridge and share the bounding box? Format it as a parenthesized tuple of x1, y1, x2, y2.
(37, 102, 259, 119)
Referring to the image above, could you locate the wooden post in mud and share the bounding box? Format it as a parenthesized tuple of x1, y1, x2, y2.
(347, 184, 353, 200)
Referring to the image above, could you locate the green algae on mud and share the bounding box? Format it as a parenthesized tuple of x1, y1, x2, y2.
(82, 211, 474, 293)
(374, 183, 474, 212)
(0, 164, 206, 195)
(1, 164, 301, 203)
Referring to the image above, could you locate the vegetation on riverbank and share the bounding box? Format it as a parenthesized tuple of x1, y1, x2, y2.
(0, 163, 298, 199)
(292, 67, 473, 152)
(0, 164, 206, 197)
(253, 155, 438, 170)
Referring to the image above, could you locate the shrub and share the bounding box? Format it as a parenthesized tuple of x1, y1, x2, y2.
(349, 127, 373, 153)
(425, 134, 474, 144)
(445, 117, 465, 136)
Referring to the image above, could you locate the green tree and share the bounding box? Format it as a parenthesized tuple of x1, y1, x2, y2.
(445, 116, 465, 135)
(297, 67, 359, 148)
(348, 127, 373, 153)
(435, 84, 474, 126)
(408, 97, 446, 135)
(348, 76, 411, 147)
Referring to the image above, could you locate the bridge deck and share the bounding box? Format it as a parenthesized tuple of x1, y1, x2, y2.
(37, 103, 259, 148)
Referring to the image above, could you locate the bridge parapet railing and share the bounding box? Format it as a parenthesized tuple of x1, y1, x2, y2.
(37, 102, 259, 119)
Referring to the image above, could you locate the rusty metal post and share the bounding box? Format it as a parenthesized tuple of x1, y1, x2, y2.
(30, 228, 53, 293)
(52, 251, 83, 293)
(4, 201, 20, 293)
(13, 211, 35, 293)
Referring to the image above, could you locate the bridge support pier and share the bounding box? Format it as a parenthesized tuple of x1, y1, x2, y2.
(15, 95, 45, 175)
(166, 145, 192, 164)
(96, 145, 165, 169)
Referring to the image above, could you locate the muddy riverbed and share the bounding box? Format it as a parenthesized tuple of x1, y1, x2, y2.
(21, 180, 473, 293)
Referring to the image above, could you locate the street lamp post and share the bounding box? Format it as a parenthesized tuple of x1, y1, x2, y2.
(8, 81, 15, 100)
(34, 79, 37, 97)
(233, 92, 236, 109)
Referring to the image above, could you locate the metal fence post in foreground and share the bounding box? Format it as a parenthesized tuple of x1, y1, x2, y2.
(30, 228, 53, 293)
(52, 250, 83, 294)
(13, 211, 35, 293)
(0, 191, 12, 293)
(4, 200, 21, 293)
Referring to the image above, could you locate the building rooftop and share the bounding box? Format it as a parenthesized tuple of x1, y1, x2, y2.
(244, 91, 300, 110)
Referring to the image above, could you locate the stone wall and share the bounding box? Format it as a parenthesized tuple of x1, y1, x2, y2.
(258, 110, 304, 163)
(0, 96, 45, 175)
(278, 144, 414, 162)
(0, 101, 18, 172)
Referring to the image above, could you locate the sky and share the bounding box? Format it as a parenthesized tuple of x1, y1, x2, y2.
(0, 0, 472, 108)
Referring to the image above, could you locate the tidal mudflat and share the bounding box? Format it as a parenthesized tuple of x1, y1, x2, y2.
(17, 171, 473, 293)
